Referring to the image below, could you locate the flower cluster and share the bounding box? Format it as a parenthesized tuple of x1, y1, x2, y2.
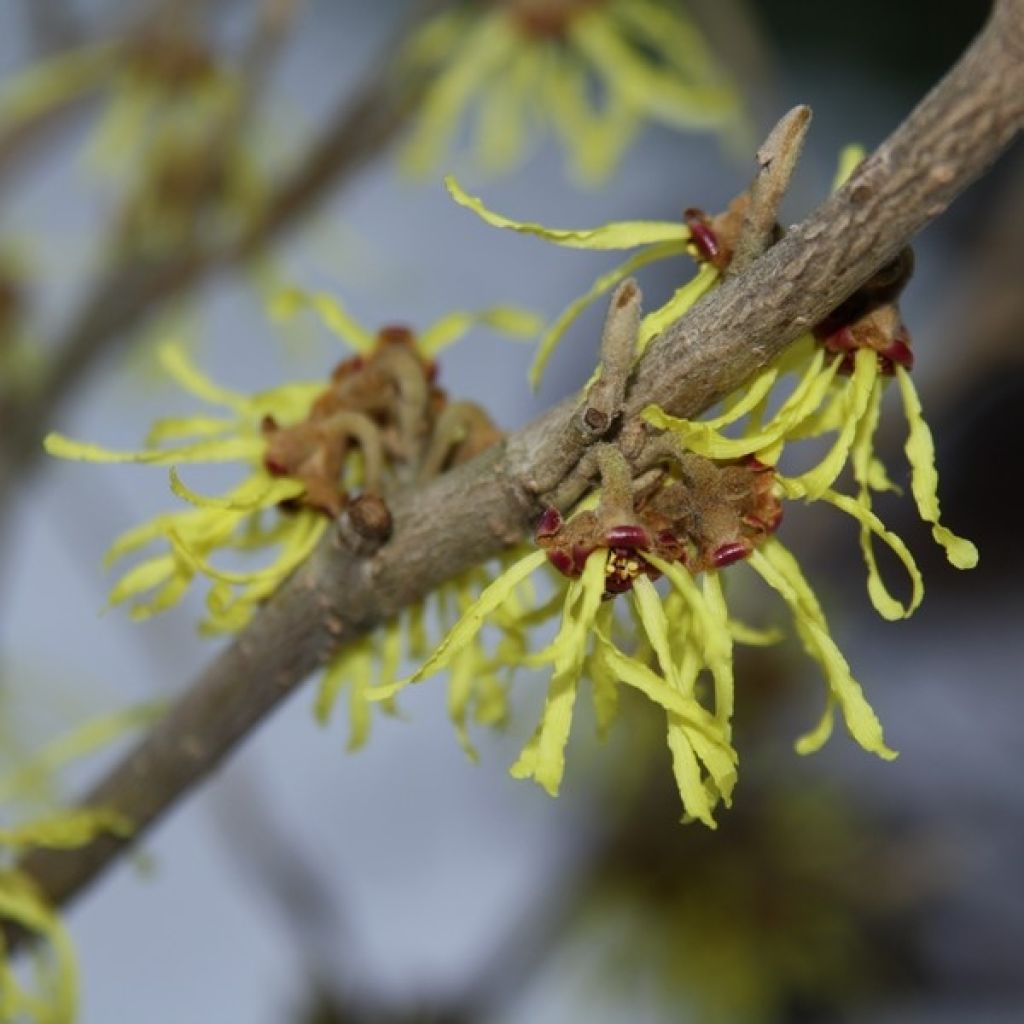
(367, 147, 978, 825)
(45, 294, 540, 748)
(0, 705, 152, 1024)
(401, 0, 743, 183)
(0, 26, 264, 258)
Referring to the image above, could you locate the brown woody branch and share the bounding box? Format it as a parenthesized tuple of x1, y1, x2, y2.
(10, 0, 1024, 934)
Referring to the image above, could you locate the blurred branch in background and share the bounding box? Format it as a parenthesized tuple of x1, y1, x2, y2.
(7, 0, 1023, 946)
(0, 0, 454, 549)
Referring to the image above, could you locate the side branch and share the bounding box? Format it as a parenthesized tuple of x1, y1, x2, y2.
(12, 0, 1024, 928)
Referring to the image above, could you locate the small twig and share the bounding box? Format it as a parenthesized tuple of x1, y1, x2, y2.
(728, 104, 812, 276)
(574, 278, 642, 442)
(6, 0, 1024, 942)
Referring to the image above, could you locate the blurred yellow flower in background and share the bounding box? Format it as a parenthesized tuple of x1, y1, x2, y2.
(402, 0, 743, 183)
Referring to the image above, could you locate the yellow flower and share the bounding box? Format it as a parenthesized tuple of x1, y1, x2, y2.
(45, 295, 538, 631)
(402, 0, 742, 183)
(45, 293, 540, 748)
(451, 146, 976, 620)
(446, 175, 717, 386)
(0, 708, 147, 1024)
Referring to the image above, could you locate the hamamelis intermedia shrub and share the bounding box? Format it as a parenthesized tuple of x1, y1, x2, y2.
(46, 153, 977, 827)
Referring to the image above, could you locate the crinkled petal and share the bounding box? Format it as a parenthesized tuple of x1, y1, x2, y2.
(157, 342, 251, 412)
(44, 432, 261, 465)
(269, 287, 375, 354)
(749, 541, 896, 760)
(817, 487, 924, 621)
(169, 467, 304, 510)
(418, 306, 542, 356)
(786, 347, 878, 499)
(636, 263, 718, 356)
(895, 367, 978, 569)
(370, 549, 548, 699)
(446, 176, 688, 250)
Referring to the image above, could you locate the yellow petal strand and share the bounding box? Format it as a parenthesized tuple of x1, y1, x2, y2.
(402, 15, 518, 175)
(615, 0, 729, 86)
(587, 605, 620, 737)
(787, 348, 879, 499)
(545, 48, 638, 186)
(509, 552, 605, 796)
(728, 619, 784, 646)
(531, 239, 688, 388)
(167, 514, 322, 586)
(833, 144, 867, 190)
(818, 488, 924, 620)
(371, 550, 548, 699)
(445, 175, 688, 250)
(895, 367, 979, 569)
(595, 637, 731, 826)
(703, 365, 780, 431)
(417, 306, 543, 357)
(794, 695, 837, 756)
(314, 656, 347, 725)
(44, 432, 261, 465)
(146, 415, 236, 445)
(0, 808, 131, 850)
(474, 43, 540, 173)
(701, 570, 736, 727)
(108, 554, 177, 608)
(749, 542, 896, 760)
(0, 874, 77, 1023)
(346, 646, 374, 752)
(630, 575, 680, 688)
(0, 704, 161, 805)
(157, 342, 251, 411)
(571, 16, 737, 130)
(636, 263, 719, 356)
(447, 580, 481, 761)
(0, 43, 113, 126)
(269, 288, 374, 354)
(666, 721, 717, 827)
(644, 555, 731, 721)
(169, 467, 304, 510)
(642, 344, 836, 459)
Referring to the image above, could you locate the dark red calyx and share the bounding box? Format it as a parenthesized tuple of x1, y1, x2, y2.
(331, 355, 364, 383)
(535, 506, 563, 540)
(710, 540, 752, 568)
(604, 523, 650, 550)
(881, 337, 914, 374)
(683, 208, 719, 262)
(820, 326, 858, 354)
(743, 455, 773, 473)
(546, 549, 576, 577)
(377, 324, 415, 347)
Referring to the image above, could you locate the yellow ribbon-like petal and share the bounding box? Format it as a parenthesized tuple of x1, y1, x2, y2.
(269, 288, 375, 354)
(369, 549, 548, 699)
(749, 541, 896, 760)
(446, 176, 688, 250)
(44, 432, 261, 465)
(417, 305, 543, 356)
(895, 367, 978, 569)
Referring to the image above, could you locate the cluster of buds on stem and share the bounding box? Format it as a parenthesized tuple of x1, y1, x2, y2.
(536, 446, 783, 599)
(262, 325, 501, 516)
